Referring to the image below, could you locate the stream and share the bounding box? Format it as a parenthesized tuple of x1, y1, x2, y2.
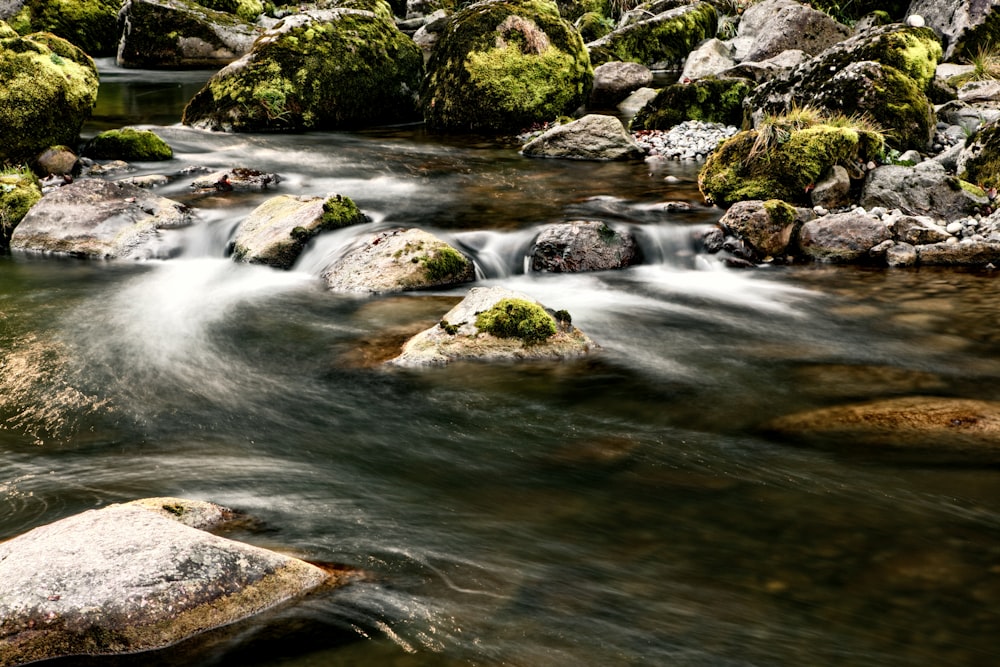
(1, 60, 999, 666)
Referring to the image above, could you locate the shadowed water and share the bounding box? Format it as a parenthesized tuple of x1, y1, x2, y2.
(1, 62, 999, 666)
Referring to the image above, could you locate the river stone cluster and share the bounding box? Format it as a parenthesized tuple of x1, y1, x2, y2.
(634, 121, 739, 161)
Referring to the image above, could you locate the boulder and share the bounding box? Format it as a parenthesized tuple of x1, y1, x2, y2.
(587, 1, 716, 68)
(183, 8, 422, 131)
(33, 146, 79, 177)
(916, 241, 1000, 267)
(117, 0, 260, 68)
(321, 228, 475, 293)
(958, 120, 1000, 190)
(3, 0, 122, 56)
(521, 114, 644, 160)
(589, 60, 652, 108)
(10, 178, 192, 259)
(82, 127, 173, 161)
(231, 194, 366, 269)
(680, 37, 735, 80)
(386, 285, 595, 366)
(797, 210, 892, 262)
(907, 0, 1000, 61)
(717, 199, 802, 261)
(0, 24, 99, 164)
(861, 161, 987, 219)
(421, 0, 592, 133)
(617, 86, 657, 119)
(529, 220, 640, 271)
(0, 167, 42, 250)
(890, 214, 950, 245)
(698, 122, 883, 207)
(764, 396, 1000, 460)
(720, 48, 807, 83)
(810, 164, 852, 210)
(630, 76, 753, 131)
(0, 498, 349, 665)
(734, 0, 850, 63)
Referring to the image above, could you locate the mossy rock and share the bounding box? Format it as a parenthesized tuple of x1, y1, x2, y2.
(698, 124, 883, 207)
(83, 128, 174, 161)
(0, 167, 42, 251)
(959, 121, 1000, 190)
(421, 0, 592, 133)
(807, 0, 908, 24)
(195, 0, 264, 22)
(0, 24, 99, 164)
(574, 10, 611, 42)
(554, 0, 608, 22)
(630, 77, 753, 131)
(475, 297, 556, 344)
(183, 9, 423, 131)
(586, 1, 716, 67)
(8, 0, 121, 56)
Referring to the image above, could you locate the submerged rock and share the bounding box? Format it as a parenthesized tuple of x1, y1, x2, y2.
(387, 285, 595, 366)
(232, 194, 366, 269)
(10, 178, 192, 259)
(321, 228, 475, 293)
(521, 114, 644, 161)
(0, 498, 349, 666)
(529, 220, 640, 271)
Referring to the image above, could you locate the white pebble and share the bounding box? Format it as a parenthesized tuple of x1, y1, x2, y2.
(946, 221, 964, 234)
(906, 14, 925, 28)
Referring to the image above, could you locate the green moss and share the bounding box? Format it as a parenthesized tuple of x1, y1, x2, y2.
(421, 0, 592, 133)
(587, 2, 716, 67)
(958, 179, 987, 197)
(631, 77, 753, 130)
(960, 123, 1000, 190)
(319, 194, 366, 229)
(698, 123, 882, 207)
(183, 11, 423, 131)
(421, 246, 471, 282)
(83, 128, 173, 161)
(11, 0, 121, 56)
(475, 298, 557, 345)
(951, 11, 1000, 62)
(195, 0, 264, 22)
(575, 11, 612, 42)
(0, 26, 99, 163)
(0, 166, 42, 250)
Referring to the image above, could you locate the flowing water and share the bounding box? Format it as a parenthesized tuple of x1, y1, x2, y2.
(2, 62, 1000, 666)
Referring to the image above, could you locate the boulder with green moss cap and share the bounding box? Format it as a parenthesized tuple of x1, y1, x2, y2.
(117, 0, 261, 68)
(83, 127, 173, 161)
(387, 285, 595, 366)
(321, 228, 475, 293)
(717, 199, 805, 262)
(0, 167, 42, 251)
(0, 497, 353, 665)
(958, 120, 1000, 190)
(586, 1, 716, 68)
(4, 0, 122, 56)
(630, 77, 754, 131)
(421, 0, 592, 133)
(232, 194, 367, 269)
(907, 0, 1000, 61)
(183, 7, 422, 131)
(0, 24, 99, 164)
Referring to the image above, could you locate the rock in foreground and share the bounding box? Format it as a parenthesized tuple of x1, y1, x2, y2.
(0, 498, 348, 666)
(387, 286, 595, 366)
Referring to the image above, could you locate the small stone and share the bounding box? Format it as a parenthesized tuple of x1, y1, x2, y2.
(947, 236, 959, 244)
(813, 206, 829, 216)
(946, 221, 964, 234)
(906, 14, 925, 28)
(870, 206, 887, 218)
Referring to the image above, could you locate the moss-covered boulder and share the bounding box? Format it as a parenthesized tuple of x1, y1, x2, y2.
(83, 127, 174, 161)
(387, 285, 595, 366)
(232, 194, 367, 269)
(0, 24, 99, 164)
(421, 0, 592, 133)
(321, 228, 475, 293)
(908, 0, 1000, 61)
(183, 8, 422, 131)
(630, 77, 753, 131)
(717, 199, 801, 261)
(0, 167, 42, 251)
(5, 0, 121, 56)
(586, 1, 716, 67)
(0, 498, 353, 665)
(958, 120, 1000, 190)
(196, 0, 263, 22)
(698, 121, 883, 207)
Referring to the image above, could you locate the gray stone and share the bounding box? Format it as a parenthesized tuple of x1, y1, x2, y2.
(907, 0, 1000, 60)
(892, 215, 950, 245)
(231, 194, 366, 269)
(0, 498, 346, 665)
(10, 178, 192, 259)
(720, 48, 806, 83)
(860, 161, 986, 220)
(590, 61, 653, 108)
(718, 199, 802, 260)
(958, 79, 1000, 104)
(797, 211, 892, 262)
(916, 241, 1000, 266)
(810, 164, 851, 210)
(117, 0, 260, 68)
(735, 0, 850, 63)
(936, 100, 1000, 135)
(617, 87, 658, 120)
(530, 220, 640, 272)
(681, 38, 735, 80)
(321, 228, 475, 294)
(886, 241, 917, 267)
(386, 286, 595, 367)
(522, 114, 644, 161)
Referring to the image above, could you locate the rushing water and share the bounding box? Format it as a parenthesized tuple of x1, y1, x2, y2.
(2, 62, 1000, 667)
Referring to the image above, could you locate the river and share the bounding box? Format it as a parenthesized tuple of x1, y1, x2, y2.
(1, 61, 999, 666)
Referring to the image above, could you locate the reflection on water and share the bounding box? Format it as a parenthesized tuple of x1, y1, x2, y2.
(1, 62, 999, 667)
